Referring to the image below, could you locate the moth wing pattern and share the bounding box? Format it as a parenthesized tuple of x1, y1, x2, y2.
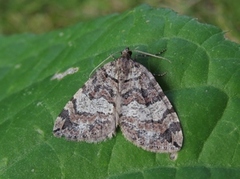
(53, 61, 119, 142)
(53, 47, 183, 155)
(119, 58, 183, 153)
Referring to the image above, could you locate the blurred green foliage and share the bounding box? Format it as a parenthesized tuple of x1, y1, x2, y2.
(0, 0, 239, 42)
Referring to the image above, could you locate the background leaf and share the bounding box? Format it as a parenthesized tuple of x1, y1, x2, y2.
(0, 4, 240, 179)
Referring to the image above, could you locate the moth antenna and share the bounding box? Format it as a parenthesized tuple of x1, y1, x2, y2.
(89, 51, 119, 77)
(133, 49, 171, 63)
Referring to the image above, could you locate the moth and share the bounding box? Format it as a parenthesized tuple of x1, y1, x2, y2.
(53, 47, 183, 154)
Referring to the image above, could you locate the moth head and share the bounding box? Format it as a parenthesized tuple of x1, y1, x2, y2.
(121, 47, 132, 58)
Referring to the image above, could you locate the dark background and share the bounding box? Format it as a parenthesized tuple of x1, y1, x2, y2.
(0, 0, 239, 42)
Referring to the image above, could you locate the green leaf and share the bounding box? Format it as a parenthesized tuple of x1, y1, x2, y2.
(1, 4, 240, 179)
